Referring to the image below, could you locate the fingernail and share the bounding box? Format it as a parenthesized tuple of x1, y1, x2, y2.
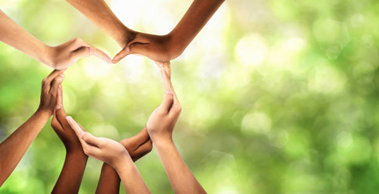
(56, 105, 61, 110)
(80, 132, 86, 138)
(89, 47, 93, 55)
(66, 116, 72, 122)
(126, 46, 130, 53)
(60, 74, 65, 78)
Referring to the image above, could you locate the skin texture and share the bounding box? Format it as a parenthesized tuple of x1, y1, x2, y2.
(147, 64, 207, 194)
(50, 86, 88, 194)
(0, 70, 65, 186)
(95, 128, 152, 194)
(0, 10, 111, 69)
(66, 117, 151, 194)
(66, 0, 225, 63)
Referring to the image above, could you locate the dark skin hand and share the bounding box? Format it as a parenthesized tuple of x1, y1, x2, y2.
(95, 128, 153, 194)
(51, 86, 88, 194)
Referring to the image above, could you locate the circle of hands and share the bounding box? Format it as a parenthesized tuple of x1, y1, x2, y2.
(47, 63, 180, 167)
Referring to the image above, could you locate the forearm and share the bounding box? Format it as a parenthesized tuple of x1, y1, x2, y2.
(0, 10, 51, 64)
(0, 110, 50, 186)
(52, 150, 88, 194)
(169, 0, 224, 56)
(154, 139, 206, 194)
(95, 163, 121, 194)
(116, 159, 151, 194)
(66, 0, 131, 47)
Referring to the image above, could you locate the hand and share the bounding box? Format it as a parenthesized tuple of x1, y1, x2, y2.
(44, 37, 111, 70)
(112, 33, 180, 64)
(120, 127, 152, 162)
(37, 70, 66, 116)
(51, 86, 84, 152)
(146, 65, 182, 143)
(66, 116, 131, 169)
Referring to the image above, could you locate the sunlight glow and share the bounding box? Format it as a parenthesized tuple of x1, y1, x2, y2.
(235, 33, 267, 66)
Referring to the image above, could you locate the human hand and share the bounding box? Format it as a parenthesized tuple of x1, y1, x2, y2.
(146, 65, 182, 143)
(51, 86, 84, 153)
(44, 37, 111, 70)
(112, 33, 180, 64)
(120, 127, 152, 162)
(66, 116, 131, 170)
(37, 70, 66, 116)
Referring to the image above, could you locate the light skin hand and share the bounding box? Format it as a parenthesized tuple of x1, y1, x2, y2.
(0, 70, 65, 186)
(0, 10, 111, 70)
(146, 63, 181, 144)
(95, 128, 153, 194)
(66, 117, 151, 194)
(148, 63, 206, 194)
(50, 86, 88, 194)
(45, 37, 112, 70)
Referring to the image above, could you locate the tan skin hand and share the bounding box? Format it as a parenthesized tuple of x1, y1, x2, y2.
(112, 33, 176, 64)
(37, 70, 66, 116)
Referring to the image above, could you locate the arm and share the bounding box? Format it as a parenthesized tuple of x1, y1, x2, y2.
(146, 65, 206, 193)
(112, 0, 225, 63)
(65, 0, 135, 47)
(0, 10, 111, 69)
(0, 70, 65, 186)
(96, 128, 152, 194)
(50, 86, 88, 194)
(66, 116, 151, 194)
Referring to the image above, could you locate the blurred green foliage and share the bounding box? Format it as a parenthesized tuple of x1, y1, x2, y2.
(1, 0, 379, 193)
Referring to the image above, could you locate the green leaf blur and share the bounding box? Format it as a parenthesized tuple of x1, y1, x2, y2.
(1, 0, 379, 193)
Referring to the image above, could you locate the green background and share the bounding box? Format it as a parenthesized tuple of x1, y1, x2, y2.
(1, 0, 379, 193)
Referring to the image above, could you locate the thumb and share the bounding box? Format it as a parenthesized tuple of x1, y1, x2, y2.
(82, 132, 101, 147)
(160, 90, 174, 113)
(66, 116, 85, 139)
(112, 43, 150, 64)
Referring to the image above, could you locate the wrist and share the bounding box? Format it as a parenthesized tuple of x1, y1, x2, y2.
(34, 109, 52, 120)
(66, 147, 88, 159)
(165, 32, 184, 59)
(113, 153, 134, 173)
(152, 136, 174, 148)
(39, 45, 55, 68)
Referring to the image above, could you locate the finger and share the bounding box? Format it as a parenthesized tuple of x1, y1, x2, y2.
(50, 74, 65, 95)
(133, 139, 153, 162)
(56, 85, 63, 107)
(112, 46, 130, 64)
(44, 69, 66, 85)
(127, 127, 150, 150)
(160, 67, 174, 92)
(82, 132, 101, 147)
(92, 47, 112, 64)
(66, 116, 85, 139)
(56, 107, 72, 131)
(155, 61, 171, 78)
(160, 90, 174, 113)
(51, 113, 63, 132)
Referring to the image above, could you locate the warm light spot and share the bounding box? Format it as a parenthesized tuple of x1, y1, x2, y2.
(235, 34, 267, 66)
